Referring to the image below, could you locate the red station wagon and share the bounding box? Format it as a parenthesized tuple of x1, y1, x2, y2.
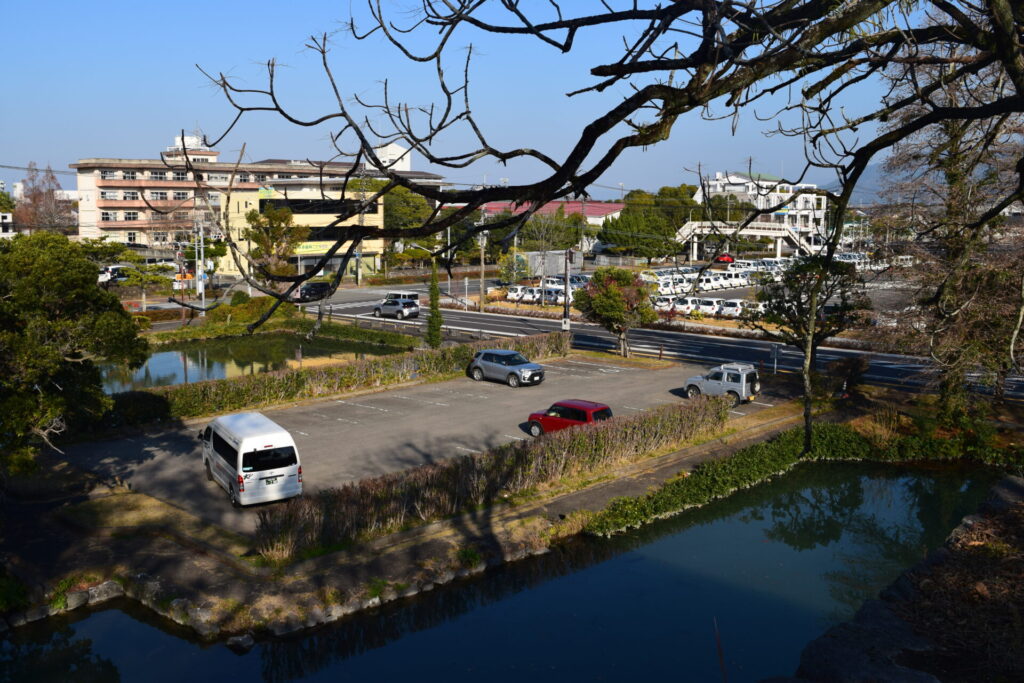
(527, 399, 614, 437)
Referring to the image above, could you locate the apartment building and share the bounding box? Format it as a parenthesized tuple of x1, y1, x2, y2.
(71, 136, 443, 261)
(693, 171, 828, 230)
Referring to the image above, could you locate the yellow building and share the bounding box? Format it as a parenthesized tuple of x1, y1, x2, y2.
(220, 182, 386, 279)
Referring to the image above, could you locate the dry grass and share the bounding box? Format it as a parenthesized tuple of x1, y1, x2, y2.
(566, 350, 676, 369)
(59, 492, 253, 558)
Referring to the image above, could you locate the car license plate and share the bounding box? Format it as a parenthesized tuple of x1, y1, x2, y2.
(265, 477, 279, 485)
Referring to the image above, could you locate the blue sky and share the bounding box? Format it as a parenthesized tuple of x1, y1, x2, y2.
(1, 1, 885, 199)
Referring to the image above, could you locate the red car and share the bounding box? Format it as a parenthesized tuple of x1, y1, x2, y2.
(527, 399, 613, 437)
(714, 253, 735, 263)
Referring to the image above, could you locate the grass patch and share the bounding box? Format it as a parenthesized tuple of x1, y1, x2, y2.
(567, 350, 676, 369)
(58, 492, 253, 558)
(47, 573, 98, 611)
(454, 544, 483, 568)
(365, 578, 390, 599)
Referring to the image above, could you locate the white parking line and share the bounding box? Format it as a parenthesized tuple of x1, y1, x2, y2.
(729, 410, 745, 416)
(395, 395, 450, 407)
(564, 360, 622, 373)
(335, 417, 360, 424)
(751, 401, 774, 407)
(455, 446, 480, 453)
(622, 406, 645, 411)
(295, 430, 310, 436)
(503, 434, 526, 441)
(336, 400, 389, 412)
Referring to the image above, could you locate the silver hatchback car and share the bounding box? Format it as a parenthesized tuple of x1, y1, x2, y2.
(373, 298, 420, 319)
(467, 349, 545, 387)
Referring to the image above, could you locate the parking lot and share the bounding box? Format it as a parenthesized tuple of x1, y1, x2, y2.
(64, 356, 791, 535)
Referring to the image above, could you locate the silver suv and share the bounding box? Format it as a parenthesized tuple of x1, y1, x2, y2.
(467, 349, 545, 387)
(684, 363, 760, 405)
(373, 298, 420, 319)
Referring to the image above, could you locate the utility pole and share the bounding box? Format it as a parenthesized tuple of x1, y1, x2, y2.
(195, 216, 206, 316)
(478, 230, 486, 312)
(562, 247, 572, 331)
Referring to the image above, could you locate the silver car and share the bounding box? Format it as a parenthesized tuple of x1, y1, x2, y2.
(467, 349, 545, 387)
(683, 362, 760, 405)
(373, 298, 420, 319)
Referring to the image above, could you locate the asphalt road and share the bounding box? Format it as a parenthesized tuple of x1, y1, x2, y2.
(65, 357, 790, 535)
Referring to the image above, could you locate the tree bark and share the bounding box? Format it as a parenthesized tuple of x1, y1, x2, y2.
(619, 329, 630, 358)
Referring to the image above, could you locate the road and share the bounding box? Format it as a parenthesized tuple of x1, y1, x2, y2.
(65, 357, 791, 534)
(309, 288, 1024, 398)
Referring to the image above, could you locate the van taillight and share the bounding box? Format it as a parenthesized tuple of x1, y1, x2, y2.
(237, 474, 244, 493)
(297, 466, 303, 483)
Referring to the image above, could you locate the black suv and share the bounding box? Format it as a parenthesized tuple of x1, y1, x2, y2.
(299, 282, 333, 299)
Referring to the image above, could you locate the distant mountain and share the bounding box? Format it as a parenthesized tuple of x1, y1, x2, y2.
(805, 163, 886, 205)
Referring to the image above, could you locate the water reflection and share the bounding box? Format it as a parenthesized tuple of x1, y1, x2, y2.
(0, 624, 119, 682)
(100, 333, 401, 393)
(3, 463, 998, 683)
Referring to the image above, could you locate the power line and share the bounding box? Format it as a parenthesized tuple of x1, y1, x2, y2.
(0, 163, 76, 176)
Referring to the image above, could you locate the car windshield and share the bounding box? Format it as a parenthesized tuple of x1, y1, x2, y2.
(242, 446, 297, 473)
(500, 353, 529, 366)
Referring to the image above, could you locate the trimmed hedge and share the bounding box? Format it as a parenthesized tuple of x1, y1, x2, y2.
(584, 421, 1017, 537)
(104, 332, 571, 427)
(147, 317, 415, 349)
(254, 395, 730, 562)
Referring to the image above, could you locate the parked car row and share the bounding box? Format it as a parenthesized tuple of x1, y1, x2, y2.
(652, 295, 767, 318)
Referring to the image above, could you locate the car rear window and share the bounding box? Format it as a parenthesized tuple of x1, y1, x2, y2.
(592, 408, 613, 421)
(242, 446, 297, 473)
(402, 301, 417, 308)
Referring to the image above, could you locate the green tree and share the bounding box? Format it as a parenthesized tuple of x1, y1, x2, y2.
(598, 211, 679, 263)
(498, 248, 530, 284)
(743, 257, 870, 454)
(384, 185, 433, 233)
(425, 259, 443, 348)
(0, 233, 148, 478)
(116, 255, 174, 313)
(243, 205, 310, 289)
(573, 266, 657, 357)
(0, 190, 14, 214)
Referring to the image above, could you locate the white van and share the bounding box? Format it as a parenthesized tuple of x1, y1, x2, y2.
(384, 290, 420, 302)
(199, 412, 303, 508)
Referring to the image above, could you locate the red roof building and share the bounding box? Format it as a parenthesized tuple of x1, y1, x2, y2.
(476, 200, 625, 226)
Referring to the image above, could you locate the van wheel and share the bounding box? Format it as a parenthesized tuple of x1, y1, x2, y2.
(373, 309, 381, 317)
(229, 487, 241, 509)
(727, 391, 740, 407)
(471, 367, 484, 381)
(506, 374, 521, 388)
(529, 421, 544, 437)
(686, 385, 701, 399)
(205, 461, 213, 482)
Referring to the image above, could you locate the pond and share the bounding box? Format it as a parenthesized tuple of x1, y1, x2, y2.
(0, 462, 998, 682)
(100, 333, 402, 393)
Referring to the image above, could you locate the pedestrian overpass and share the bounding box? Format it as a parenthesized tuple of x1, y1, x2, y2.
(675, 220, 822, 258)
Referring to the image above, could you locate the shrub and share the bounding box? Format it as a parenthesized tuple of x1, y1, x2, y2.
(230, 290, 251, 306)
(254, 395, 730, 562)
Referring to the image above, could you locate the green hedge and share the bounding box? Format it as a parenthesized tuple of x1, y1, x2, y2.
(104, 332, 571, 427)
(147, 317, 415, 349)
(584, 421, 1017, 537)
(255, 395, 730, 562)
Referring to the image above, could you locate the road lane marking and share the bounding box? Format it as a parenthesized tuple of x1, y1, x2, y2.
(751, 401, 774, 406)
(503, 434, 526, 441)
(295, 430, 310, 436)
(395, 395, 450, 407)
(622, 406, 645, 411)
(335, 417, 360, 424)
(455, 446, 480, 453)
(336, 400, 389, 412)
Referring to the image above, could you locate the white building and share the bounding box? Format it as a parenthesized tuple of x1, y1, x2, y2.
(693, 171, 828, 230)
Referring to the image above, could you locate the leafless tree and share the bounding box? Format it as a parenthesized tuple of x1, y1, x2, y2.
(13, 163, 75, 234)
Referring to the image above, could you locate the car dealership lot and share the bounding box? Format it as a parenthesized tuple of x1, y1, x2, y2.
(63, 356, 787, 534)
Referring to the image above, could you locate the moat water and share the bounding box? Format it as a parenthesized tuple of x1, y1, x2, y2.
(1, 462, 997, 682)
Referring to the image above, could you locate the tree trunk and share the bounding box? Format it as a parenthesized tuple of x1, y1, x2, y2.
(619, 329, 630, 358)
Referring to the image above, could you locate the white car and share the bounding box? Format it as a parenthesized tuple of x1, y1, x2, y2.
(719, 299, 745, 317)
(520, 287, 541, 304)
(674, 297, 700, 315)
(652, 295, 676, 311)
(742, 300, 767, 318)
(542, 288, 565, 305)
(506, 285, 528, 302)
(696, 298, 723, 316)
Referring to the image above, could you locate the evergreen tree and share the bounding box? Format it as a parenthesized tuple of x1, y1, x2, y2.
(425, 258, 443, 348)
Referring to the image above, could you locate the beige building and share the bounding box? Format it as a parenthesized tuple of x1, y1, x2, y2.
(71, 137, 444, 277)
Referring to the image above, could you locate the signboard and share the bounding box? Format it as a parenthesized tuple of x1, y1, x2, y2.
(257, 187, 276, 199)
(294, 241, 336, 256)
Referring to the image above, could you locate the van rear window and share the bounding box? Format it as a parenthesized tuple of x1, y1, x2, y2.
(242, 446, 297, 472)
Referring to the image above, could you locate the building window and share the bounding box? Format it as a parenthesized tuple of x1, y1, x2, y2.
(126, 232, 137, 243)
(100, 191, 118, 200)
(238, 174, 250, 183)
(173, 171, 188, 181)
(816, 197, 824, 210)
(150, 170, 167, 180)
(254, 174, 267, 182)
(151, 191, 168, 201)
(123, 191, 139, 201)
(124, 211, 139, 221)
(173, 191, 189, 201)
(153, 232, 168, 243)
(101, 211, 116, 222)
(123, 171, 137, 180)
(173, 211, 189, 221)
(100, 170, 116, 180)
(277, 174, 293, 179)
